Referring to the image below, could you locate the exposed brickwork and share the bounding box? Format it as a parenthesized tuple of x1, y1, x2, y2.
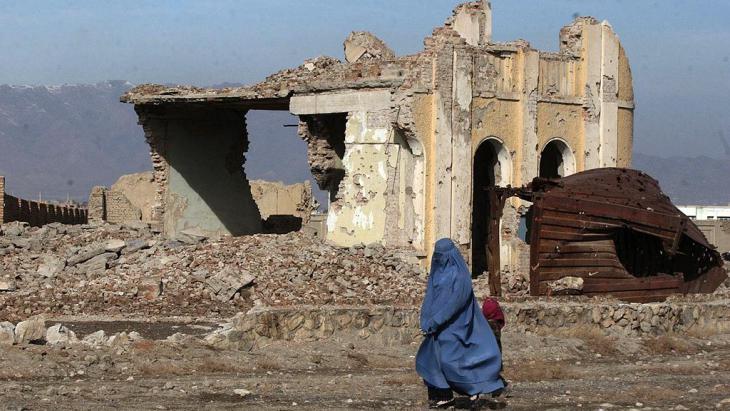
(87, 186, 143, 225)
(104, 191, 141, 224)
(88, 186, 106, 223)
(0, 176, 87, 226)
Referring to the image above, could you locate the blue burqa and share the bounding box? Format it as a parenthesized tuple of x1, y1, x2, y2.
(416, 238, 504, 395)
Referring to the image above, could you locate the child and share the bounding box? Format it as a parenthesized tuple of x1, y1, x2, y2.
(481, 297, 505, 353)
(482, 297, 507, 392)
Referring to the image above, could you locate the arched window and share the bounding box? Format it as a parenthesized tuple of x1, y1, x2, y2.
(539, 139, 576, 178)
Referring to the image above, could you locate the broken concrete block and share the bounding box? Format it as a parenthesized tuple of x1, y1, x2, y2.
(77, 252, 118, 276)
(14, 317, 46, 344)
(0, 278, 16, 292)
(37, 254, 65, 278)
(176, 228, 209, 245)
(547, 276, 584, 294)
(67, 244, 107, 266)
(205, 267, 255, 302)
(82, 330, 108, 346)
(0, 321, 15, 345)
(46, 324, 78, 345)
(138, 276, 163, 301)
(343, 31, 395, 63)
(2, 221, 29, 237)
(104, 239, 127, 253)
(123, 238, 151, 254)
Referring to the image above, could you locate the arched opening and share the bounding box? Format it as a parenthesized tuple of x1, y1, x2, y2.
(539, 139, 575, 179)
(471, 138, 511, 278)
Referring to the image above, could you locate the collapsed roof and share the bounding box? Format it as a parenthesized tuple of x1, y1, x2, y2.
(511, 168, 727, 302)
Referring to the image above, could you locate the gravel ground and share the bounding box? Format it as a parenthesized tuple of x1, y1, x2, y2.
(0, 328, 728, 410)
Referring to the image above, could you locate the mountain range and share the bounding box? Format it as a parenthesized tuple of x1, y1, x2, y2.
(0, 81, 727, 206)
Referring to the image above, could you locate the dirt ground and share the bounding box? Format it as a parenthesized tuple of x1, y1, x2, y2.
(1, 322, 729, 410)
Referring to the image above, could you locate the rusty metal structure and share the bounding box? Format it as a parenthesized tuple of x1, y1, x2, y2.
(491, 168, 727, 302)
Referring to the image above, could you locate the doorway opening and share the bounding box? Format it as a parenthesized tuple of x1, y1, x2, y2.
(471, 138, 511, 279)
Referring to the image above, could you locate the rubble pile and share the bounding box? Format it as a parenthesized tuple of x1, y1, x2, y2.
(0, 222, 425, 322)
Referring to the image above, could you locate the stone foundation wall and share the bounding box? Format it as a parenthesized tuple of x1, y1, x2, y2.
(1, 176, 87, 226)
(206, 298, 730, 349)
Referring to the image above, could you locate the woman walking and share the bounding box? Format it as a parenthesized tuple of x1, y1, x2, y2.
(416, 238, 504, 408)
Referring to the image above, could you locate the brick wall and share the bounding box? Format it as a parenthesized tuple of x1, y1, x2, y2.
(105, 191, 141, 224)
(0, 176, 87, 226)
(87, 186, 143, 225)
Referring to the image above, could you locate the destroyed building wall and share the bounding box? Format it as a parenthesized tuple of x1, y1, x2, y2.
(87, 186, 141, 225)
(249, 180, 317, 223)
(121, 1, 634, 277)
(135, 105, 263, 238)
(0, 176, 87, 226)
(89, 171, 317, 234)
(111, 172, 157, 222)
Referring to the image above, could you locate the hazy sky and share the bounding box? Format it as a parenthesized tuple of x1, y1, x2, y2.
(1, 0, 729, 157)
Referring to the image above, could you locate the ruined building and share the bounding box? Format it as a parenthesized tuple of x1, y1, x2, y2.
(121, 1, 634, 276)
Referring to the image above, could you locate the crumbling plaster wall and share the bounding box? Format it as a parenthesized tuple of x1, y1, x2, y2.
(136, 106, 262, 238)
(536, 102, 584, 171)
(292, 91, 428, 250)
(418, 9, 633, 281)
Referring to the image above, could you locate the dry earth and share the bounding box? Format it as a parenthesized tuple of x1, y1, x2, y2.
(1, 322, 729, 410)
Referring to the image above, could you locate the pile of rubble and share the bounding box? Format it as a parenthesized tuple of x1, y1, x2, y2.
(0, 222, 426, 322)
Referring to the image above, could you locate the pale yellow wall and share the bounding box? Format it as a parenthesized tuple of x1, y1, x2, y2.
(536, 102, 585, 171)
(617, 45, 634, 102)
(471, 97, 521, 174)
(617, 108, 633, 167)
(412, 93, 435, 257)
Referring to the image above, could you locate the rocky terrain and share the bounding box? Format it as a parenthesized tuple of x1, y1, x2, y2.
(2, 221, 730, 409)
(0, 221, 425, 323)
(0, 323, 729, 410)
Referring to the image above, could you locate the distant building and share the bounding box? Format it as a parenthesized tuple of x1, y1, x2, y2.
(677, 205, 730, 220)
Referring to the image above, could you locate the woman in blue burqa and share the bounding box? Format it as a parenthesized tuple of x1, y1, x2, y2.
(416, 238, 504, 408)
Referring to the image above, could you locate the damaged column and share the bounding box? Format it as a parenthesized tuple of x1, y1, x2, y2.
(569, 18, 621, 168)
(291, 90, 397, 247)
(134, 105, 262, 238)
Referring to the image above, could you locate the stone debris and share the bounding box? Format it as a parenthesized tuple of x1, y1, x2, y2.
(46, 324, 78, 345)
(233, 389, 252, 398)
(37, 254, 65, 278)
(0, 222, 425, 322)
(82, 330, 108, 346)
(343, 31, 395, 63)
(205, 267, 255, 302)
(0, 277, 16, 291)
(14, 317, 46, 344)
(547, 276, 585, 294)
(138, 276, 163, 301)
(0, 321, 14, 345)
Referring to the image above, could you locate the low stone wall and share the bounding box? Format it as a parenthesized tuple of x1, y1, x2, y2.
(206, 298, 730, 349)
(1, 176, 87, 226)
